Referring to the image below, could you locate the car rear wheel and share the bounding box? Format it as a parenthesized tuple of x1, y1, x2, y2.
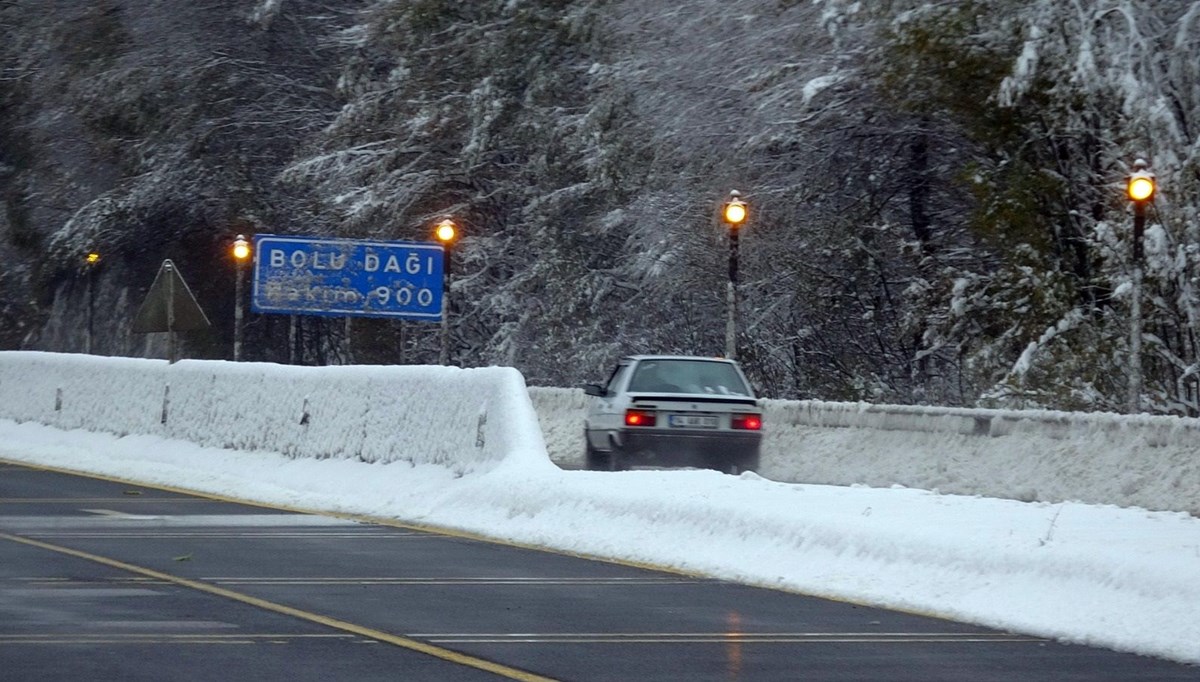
(585, 438, 614, 471)
(711, 454, 759, 475)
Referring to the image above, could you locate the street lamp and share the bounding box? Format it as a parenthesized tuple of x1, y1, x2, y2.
(231, 234, 252, 361)
(1126, 159, 1156, 414)
(721, 190, 748, 360)
(434, 218, 458, 366)
(84, 252, 101, 354)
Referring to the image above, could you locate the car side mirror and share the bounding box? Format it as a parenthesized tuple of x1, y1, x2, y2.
(583, 383, 606, 397)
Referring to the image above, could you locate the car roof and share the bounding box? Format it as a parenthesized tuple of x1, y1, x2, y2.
(622, 355, 737, 364)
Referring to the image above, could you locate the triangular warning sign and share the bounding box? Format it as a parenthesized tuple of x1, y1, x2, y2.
(131, 259, 211, 333)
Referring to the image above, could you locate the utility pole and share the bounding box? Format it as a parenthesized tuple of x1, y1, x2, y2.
(231, 234, 251, 361)
(1126, 159, 1156, 414)
(434, 217, 458, 366)
(721, 190, 748, 360)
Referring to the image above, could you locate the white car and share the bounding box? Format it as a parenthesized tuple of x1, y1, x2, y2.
(582, 355, 763, 472)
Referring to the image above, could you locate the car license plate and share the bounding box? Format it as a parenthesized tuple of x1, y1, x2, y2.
(669, 414, 718, 428)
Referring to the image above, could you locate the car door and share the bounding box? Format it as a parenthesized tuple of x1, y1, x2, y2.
(585, 360, 632, 450)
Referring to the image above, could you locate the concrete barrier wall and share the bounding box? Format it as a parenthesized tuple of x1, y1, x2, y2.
(1, 352, 1195, 512)
(0, 352, 549, 474)
(768, 399, 1200, 444)
(530, 387, 1200, 514)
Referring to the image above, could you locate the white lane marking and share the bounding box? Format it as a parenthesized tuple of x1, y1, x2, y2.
(6, 576, 703, 587)
(80, 509, 149, 519)
(25, 532, 410, 539)
(0, 498, 211, 503)
(2, 587, 164, 598)
(411, 632, 1044, 644)
(205, 577, 708, 585)
(84, 620, 242, 630)
(0, 633, 353, 639)
(0, 514, 362, 530)
(0, 633, 363, 645)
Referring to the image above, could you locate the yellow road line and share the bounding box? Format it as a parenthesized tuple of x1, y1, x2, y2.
(0, 532, 559, 682)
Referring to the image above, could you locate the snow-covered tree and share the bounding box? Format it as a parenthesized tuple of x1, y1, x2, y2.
(4, 0, 1200, 414)
(876, 0, 1200, 413)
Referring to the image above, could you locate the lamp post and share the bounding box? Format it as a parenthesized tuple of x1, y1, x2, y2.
(434, 218, 458, 366)
(231, 234, 252, 362)
(84, 252, 101, 354)
(721, 191, 748, 360)
(1126, 159, 1156, 414)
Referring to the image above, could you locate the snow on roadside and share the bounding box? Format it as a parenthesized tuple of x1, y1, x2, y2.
(1, 419, 1198, 665)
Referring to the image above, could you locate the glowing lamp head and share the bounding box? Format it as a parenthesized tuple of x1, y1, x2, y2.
(435, 218, 458, 244)
(85, 252, 101, 265)
(231, 235, 251, 261)
(1127, 175, 1155, 202)
(723, 191, 748, 227)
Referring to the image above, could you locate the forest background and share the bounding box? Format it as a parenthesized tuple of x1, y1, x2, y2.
(2, 0, 1199, 415)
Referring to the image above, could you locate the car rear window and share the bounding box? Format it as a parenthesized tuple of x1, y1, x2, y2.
(628, 360, 751, 396)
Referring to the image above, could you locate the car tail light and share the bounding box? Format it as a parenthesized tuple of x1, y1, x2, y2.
(625, 409, 657, 427)
(731, 414, 762, 430)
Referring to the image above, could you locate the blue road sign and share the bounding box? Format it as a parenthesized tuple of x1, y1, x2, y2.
(251, 235, 444, 320)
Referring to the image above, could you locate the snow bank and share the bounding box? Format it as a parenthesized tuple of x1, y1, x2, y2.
(531, 389, 1200, 515)
(0, 351, 550, 474)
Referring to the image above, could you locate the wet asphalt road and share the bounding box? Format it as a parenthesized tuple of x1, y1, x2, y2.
(1, 459, 1195, 681)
